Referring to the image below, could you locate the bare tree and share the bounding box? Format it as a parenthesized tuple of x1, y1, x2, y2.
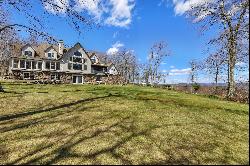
(0, 8, 19, 76)
(0, 0, 97, 42)
(185, 0, 249, 99)
(145, 41, 170, 85)
(203, 51, 227, 93)
(108, 49, 138, 84)
(189, 59, 201, 93)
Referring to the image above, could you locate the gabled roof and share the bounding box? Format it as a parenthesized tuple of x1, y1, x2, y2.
(12, 42, 69, 59)
(44, 45, 58, 53)
(21, 44, 35, 52)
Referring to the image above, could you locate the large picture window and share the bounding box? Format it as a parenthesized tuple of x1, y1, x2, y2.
(74, 51, 82, 57)
(73, 57, 82, 63)
(73, 64, 82, 70)
(69, 51, 85, 71)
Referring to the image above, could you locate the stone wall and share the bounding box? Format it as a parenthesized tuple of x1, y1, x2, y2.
(7, 70, 126, 85)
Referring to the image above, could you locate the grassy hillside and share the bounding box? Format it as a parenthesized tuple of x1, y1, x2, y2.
(0, 82, 249, 164)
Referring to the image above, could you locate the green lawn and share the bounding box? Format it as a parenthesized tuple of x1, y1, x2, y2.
(0, 82, 249, 165)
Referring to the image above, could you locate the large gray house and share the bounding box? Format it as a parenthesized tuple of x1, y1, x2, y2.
(8, 41, 119, 84)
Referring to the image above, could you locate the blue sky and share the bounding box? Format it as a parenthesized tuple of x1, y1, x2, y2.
(10, 0, 235, 83)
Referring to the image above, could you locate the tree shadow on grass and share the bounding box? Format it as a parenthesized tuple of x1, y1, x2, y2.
(1, 93, 248, 165)
(0, 94, 112, 122)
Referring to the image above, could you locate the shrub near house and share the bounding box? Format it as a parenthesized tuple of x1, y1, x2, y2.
(8, 41, 119, 84)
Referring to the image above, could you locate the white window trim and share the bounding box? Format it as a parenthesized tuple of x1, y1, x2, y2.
(24, 50, 33, 57)
(50, 62, 56, 70)
(12, 59, 19, 69)
(25, 61, 32, 70)
(51, 73, 60, 80)
(48, 52, 55, 59)
(20, 60, 26, 69)
(69, 56, 85, 71)
(37, 61, 43, 70)
(45, 61, 51, 70)
(72, 75, 83, 84)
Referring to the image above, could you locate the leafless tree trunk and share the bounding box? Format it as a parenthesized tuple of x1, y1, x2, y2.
(185, 0, 249, 99)
(145, 41, 170, 85)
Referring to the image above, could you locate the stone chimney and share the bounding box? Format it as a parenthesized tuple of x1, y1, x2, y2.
(58, 40, 64, 55)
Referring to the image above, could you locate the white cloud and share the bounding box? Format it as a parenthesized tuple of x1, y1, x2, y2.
(161, 62, 167, 65)
(105, 0, 135, 27)
(106, 41, 124, 55)
(170, 65, 175, 69)
(74, 0, 103, 20)
(173, 0, 213, 15)
(169, 68, 191, 76)
(44, 0, 69, 14)
(44, 0, 135, 28)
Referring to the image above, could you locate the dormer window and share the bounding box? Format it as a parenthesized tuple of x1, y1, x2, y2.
(25, 51, 32, 57)
(48, 52, 55, 59)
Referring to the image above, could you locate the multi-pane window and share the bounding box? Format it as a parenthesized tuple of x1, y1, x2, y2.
(56, 62, 60, 70)
(45, 61, 60, 70)
(51, 62, 55, 70)
(13, 59, 19, 68)
(51, 74, 60, 80)
(73, 64, 82, 70)
(45, 61, 50, 69)
(32, 61, 36, 69)
(74, 51, 82, 57)
(48, 52, 54, 59)
(73, 57, 82, 63)
(38, 62, 42, 70)
(24, 51, 32, 57)
(26, 61, 31, 69)
(20, 60, 25, 68)
(69, 51, 85, 71)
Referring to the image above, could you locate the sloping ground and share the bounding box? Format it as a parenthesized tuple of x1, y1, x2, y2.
(0, 82, 249, 165)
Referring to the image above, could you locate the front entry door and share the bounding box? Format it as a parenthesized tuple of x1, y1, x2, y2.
(73, 76, 83, 84)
